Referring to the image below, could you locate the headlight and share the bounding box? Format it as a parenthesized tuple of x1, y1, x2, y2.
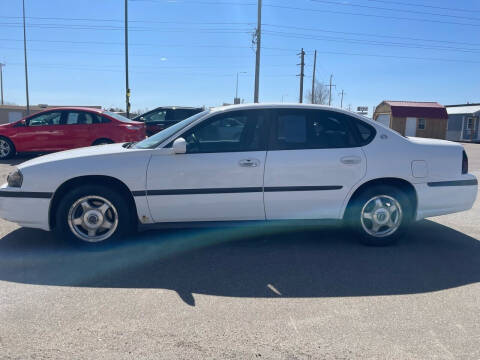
(7, 169, 23, 188)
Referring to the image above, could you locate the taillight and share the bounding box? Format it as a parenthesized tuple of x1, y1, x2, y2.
(462, 150, 468, 174)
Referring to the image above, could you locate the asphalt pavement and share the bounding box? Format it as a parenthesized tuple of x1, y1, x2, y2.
(0, 144, 479, 359)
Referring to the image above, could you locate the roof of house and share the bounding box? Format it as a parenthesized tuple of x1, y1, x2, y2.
(445, 104, 480, 115)
(381, 101, 448, 119)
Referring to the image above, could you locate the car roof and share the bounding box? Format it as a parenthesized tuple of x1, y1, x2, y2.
(209, 103, 360, 116)
(30, 107, 105, 114)
(152, 106, 203, 110)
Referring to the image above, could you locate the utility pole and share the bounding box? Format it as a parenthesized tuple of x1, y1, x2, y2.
(22, 0, 30, 115)
(235, 71, 246, 104)
(339, 89, 345, 108)
(311, 50, 317, 104)
(125, 0, 130, 118)
(253, 0, 262, 103)
(328, 74, 336, 106)
(0, 63, 4, 105)
(297, 48, 305, 103)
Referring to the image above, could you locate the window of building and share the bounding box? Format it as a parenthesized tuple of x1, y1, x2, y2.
(466, 117, 474, 130)
(418, 118, 426, 130)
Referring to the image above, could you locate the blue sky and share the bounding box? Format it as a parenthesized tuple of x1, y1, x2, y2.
(1, 0, 479, 115)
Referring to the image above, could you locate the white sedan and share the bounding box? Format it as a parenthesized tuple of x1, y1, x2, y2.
(0, 104, 477, 246)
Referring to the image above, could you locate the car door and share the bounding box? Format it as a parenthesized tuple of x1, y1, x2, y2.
(60, 111, 93, 149)
(146, 109, 268, 222)
(264, 108, 367, 220)
(13, 111, 65, 152)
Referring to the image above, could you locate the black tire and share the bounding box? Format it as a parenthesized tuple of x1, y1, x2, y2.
(0, 136, 16, 160)
(92, 139, 114, 146)
(345, 185, 413, 246)
(53, 184, 134, 245)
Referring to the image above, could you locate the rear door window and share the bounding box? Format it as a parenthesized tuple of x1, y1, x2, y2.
(270, 109, 357, 150)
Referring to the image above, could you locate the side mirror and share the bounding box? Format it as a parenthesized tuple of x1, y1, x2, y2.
(139, 116, 145, 122)
(172, 137, 187, 154)
(14, 120, 26, 127)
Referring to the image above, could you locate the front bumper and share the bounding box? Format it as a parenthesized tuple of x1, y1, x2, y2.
(0, 187, 51, 231)
(415, 175, 478, 220)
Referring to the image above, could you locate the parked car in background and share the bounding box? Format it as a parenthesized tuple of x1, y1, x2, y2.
(0, 107, 146, 159)
(1, 104, 476, 246)
(133, 106, 203, 136)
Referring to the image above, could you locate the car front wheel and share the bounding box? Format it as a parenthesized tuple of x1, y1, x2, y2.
(54, 185, 133, 245)
(347, 185, 412, 246)
(0, 137, 15, 159)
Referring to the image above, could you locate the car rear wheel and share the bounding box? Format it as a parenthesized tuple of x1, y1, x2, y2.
(54, 185, 133, 245)
(0, 137, 15, 159)
(347, 185, 412, 246)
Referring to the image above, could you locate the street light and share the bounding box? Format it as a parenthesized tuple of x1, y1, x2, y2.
(235, 72, 247, 104)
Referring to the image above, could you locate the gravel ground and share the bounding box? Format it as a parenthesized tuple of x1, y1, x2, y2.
(0, 143, 479, 359)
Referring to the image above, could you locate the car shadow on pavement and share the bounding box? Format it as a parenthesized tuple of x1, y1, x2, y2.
(0, 220, 478, 306)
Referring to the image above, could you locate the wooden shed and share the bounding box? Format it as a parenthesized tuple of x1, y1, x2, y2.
(373, 101, 448, 139)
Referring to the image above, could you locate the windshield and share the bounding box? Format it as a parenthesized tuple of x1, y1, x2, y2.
(134, 110, 210, 149)
(103, 110, 137, 123)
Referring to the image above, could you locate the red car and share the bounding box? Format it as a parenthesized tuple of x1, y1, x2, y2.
(0, 107, 146, 159)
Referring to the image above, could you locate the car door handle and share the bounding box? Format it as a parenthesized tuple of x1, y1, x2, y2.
(239, 158, 260, 167)
(340, 156, 362, 165)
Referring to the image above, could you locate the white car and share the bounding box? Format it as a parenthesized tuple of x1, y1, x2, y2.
(0, 104, 477, 246)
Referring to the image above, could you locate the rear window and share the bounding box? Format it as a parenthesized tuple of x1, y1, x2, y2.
(103, 110, 136, 123)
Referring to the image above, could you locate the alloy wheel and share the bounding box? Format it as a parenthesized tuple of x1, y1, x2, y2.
(67, 195, 119, 242)
(360, 195, 403, 238)
(0, 139, 11, 158)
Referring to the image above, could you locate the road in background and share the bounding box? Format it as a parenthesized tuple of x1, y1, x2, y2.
(0, 144, 479, 359)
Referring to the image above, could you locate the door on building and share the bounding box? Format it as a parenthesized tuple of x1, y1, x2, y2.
(376, 114, 390, 128)
(462, 117, 479, 141)
(405, 117, 417, 137)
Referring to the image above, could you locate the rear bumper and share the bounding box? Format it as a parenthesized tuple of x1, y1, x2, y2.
(415, 175, 478, 220)
(0, 187, 51, 230)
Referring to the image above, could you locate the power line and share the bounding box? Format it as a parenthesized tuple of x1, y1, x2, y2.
(262, 30, 480, 54)
(263, 3, 480, 27)
(0, 15, 256, 27)
(0, 44, 298, 58)
(262, 24, 480, 48)
(306, 49, 480, 64)
(363, 0, 480, 14)
(0, 22, 253, 33)
(305, 0, 480, 22)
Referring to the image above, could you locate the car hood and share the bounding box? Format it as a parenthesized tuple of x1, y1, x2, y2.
(18, 143, 129, 169)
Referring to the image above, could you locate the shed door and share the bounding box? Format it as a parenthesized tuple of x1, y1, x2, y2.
(405, 117, 417, 137)
(377, 114, 390, 127)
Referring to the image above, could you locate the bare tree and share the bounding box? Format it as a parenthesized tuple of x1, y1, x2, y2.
(305, 79, 329, 105)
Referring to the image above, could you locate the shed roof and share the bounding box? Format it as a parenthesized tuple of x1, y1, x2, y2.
(382, 101, 448, 119)
(445, 104, 480, 115)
